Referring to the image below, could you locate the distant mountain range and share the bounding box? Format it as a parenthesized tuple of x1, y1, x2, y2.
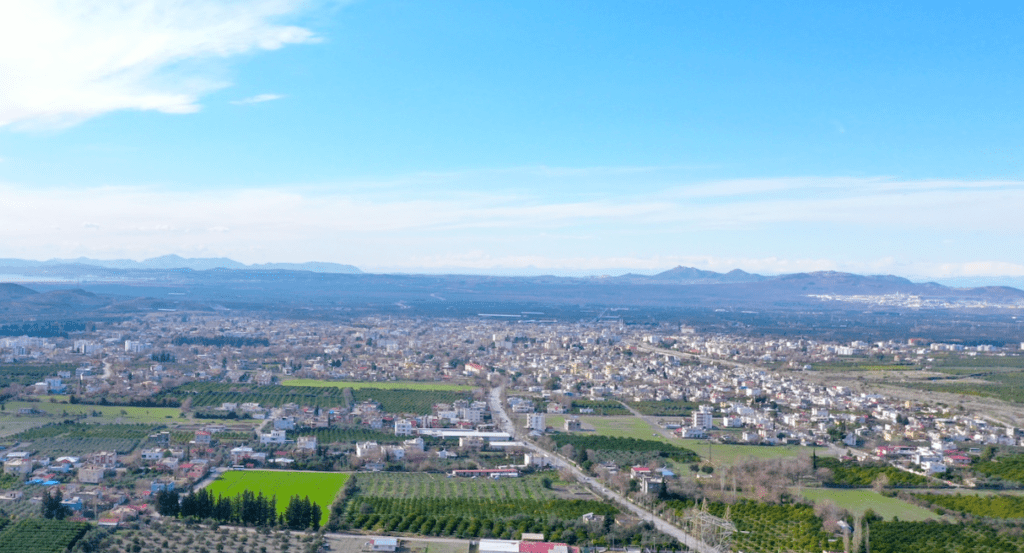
(0, 255, 362, 274)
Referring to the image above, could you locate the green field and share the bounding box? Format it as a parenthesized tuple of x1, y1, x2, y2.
(340, 472, 616, 541)
(282, 379, 476, 392)
(579, 415, 674, 443)
(704, 443, 826, 467)
(799, 489, 942, 522)
(205, 470, 350, 526)
(0, 416, 55, 438)
(2, 400, 182, 424)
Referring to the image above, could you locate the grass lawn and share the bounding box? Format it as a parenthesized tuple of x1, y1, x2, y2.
(798, 488, 943, 522)
(579, 415, 674, 444)
(281, 379, 476, 392)
(206, 470, 350, 526)
(701, 443, 831, 467)
(1, 400, 183, 424)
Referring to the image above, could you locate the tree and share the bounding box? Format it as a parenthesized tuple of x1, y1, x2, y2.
(155, 489, 180, 517)
(310, 502, 322, 531)
(42, 488, 71, 520)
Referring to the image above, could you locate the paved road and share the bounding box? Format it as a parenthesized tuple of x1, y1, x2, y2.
(488, 386, 720, 553)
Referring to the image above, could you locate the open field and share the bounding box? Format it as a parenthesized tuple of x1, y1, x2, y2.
(0, 416, 56, 438)
(2, 400, 183, 424)
(534, 414, 676, 443)
(282, 379, 477, 392)
(703, 443, 828, 467)
(799, 488, 942, 522)
(205, 470, 350, 526)
(793, 367, 1024, 427)
(579, 415, 674, 443)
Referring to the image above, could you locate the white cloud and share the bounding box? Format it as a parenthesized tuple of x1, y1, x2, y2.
(0, 1, 318, 129)
(231, 93, 284, 105)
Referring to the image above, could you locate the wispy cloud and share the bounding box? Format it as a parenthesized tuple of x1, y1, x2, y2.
(231, 93, 284, 105)
(0, 1, 318, 129)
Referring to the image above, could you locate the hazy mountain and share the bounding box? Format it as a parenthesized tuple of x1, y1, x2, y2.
(0, 283, 37, 301)
(0, 256, 362, 274)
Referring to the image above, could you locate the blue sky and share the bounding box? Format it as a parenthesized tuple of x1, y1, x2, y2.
(1, 1, 1023, 278)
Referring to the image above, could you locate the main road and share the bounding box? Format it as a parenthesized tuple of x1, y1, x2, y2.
(488, 385, 720, 553)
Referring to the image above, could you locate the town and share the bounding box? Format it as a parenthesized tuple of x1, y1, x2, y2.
(0, 312, 1022, 552)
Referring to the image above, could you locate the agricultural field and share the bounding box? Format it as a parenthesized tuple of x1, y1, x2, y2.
(869, 520, 1024, 553)
(337, 472, 617, 541)
(0, 518, 90, 553)
(572, 415, 673, 443)
(205, 470, 350, 526)
(0, 416, 55, 439)
(1, 401, 182, 424)
(8, 422, 156, 455)
(798, 489, 941, 522)
(666, 499, 835, 553)
(973, 452, 1024, 485)
(85, 521, 321, 553)
(568, 399, 630, 416)
(165, 382, 349, 410)
(814, 457, 937, 488)
(283, 379, 476, 392)
(914, 492, 1024, 518)
(703, 443, 823, 468)
(167, 382, 472, 415)
(893, 372, 1024, 405)
(549, 433, 699, 465)
(627, 400, 699, 417)
(350, 388, 473, 415)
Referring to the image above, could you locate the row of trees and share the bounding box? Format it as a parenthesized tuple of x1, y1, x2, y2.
(157, 489, 322, 531)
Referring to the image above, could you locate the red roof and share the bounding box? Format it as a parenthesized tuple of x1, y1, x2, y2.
(518, 542, 572, 553)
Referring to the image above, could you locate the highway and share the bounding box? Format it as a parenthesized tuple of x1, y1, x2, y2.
(488, 386, 719, 553)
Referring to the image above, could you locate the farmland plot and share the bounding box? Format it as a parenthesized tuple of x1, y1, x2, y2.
(338, 472, 616, 541)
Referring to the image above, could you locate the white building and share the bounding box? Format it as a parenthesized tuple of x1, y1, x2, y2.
(395, 418, 414, 436)
(356, 441, 381, 458)
(693, 406, 714, 430)
(260, 429, 287, 445)
(527, 413, 546, 433)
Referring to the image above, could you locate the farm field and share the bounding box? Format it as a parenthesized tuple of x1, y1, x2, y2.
(704, 443, 825, 467)
(578, 415, 673, 443)
(549, 433, 699, 465)
(914, 492, 1024, 518)
(869, 520, 1024, 553)
(339, 472, 617, 541)
(8, 422, 156, 455)
(798, 489, 942, 522)
(283, 379, 476, 392)
(2, 400, 183, 424)
(350, 388, 473, 415)
(0, 416, 55, 439)
(95, 520, 321, 553)
(0, 518, 90, 553)
(205, 470, 350, 526)
(667, 499, 834, 553)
